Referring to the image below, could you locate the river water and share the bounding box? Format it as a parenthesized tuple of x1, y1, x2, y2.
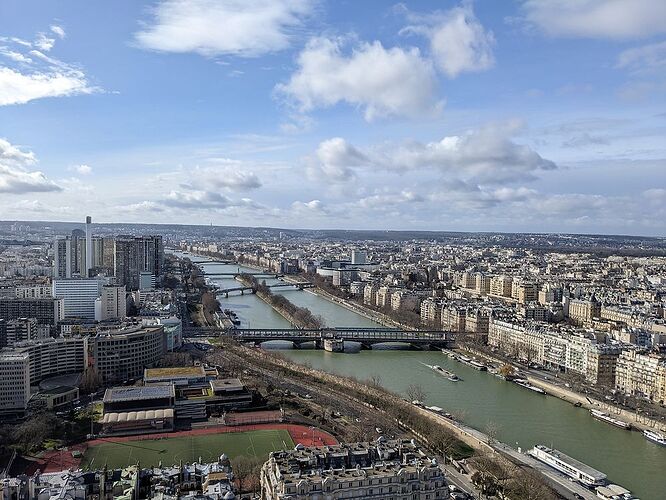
(188, 256, 665, 499)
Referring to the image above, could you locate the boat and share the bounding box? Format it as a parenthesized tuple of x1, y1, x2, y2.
(644, 429, 666, 446)
(514, 379, 546, 394)
(444, 351, 488, 371)
(590, 409, 631, 430)
(528, 444, 607, 487)
(573, 401, 582, 408)
(441, 348, 458, 359)
(423, 363, 461, 382)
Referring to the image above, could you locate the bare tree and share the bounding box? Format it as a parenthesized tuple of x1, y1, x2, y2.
(405, 383, 427, 403)
(367, 373, 383, 388)
(231, 455, 263, 494)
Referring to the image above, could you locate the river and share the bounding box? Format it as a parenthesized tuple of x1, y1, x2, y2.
(187, 255, 666, 499)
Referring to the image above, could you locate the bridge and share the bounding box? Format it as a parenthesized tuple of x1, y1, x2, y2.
(190, 259, 235, 265)
(183, 326, 455, 349)
(214, 282, 314, 297)
(201, 271, 284, 278)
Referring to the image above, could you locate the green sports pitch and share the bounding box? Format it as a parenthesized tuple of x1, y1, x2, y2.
(80, 429, 294, 469)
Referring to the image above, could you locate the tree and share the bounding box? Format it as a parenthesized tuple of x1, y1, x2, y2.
(231, 455, 263, 494)
(405, 383, 427, 403)
(367, 374, 383, 388)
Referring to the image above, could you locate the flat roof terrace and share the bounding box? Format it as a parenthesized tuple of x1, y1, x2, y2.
(103, 385, 175, 403)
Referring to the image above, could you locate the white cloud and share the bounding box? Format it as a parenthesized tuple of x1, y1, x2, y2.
(135, 0, 313, 57)
(402, 2, 495, 78)
(0, 139, 62, 194)
(69, 164, 92, 175)
(357, 190, 424, 209)
(0, 67, 93, 106)
(291, 199, 329, 215)
(616, 41, 666, 73)
(50, 25, 66, 39)
(0, 28, 97, 106)
(313, 123, 556, 185)
(312, 137, 368, 182)
(177, 162, 262, 191)
(519, 0, 666, 39)
(163, 190, 232, 209)
(276, 36, 441, 121)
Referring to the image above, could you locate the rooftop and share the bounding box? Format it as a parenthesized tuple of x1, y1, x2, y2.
(103, 385, 175, 403)
(144, 366, 206, 379)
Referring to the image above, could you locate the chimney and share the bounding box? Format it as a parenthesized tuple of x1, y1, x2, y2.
(85, 215, 92, 276)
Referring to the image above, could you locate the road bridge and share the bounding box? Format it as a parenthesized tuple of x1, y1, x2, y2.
(201, 271, 284, 278)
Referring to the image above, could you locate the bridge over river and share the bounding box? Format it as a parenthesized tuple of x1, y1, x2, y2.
(183, 326, 455, 349)
(213, 281, 314, 297)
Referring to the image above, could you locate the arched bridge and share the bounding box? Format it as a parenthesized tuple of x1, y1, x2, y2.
(227, 327, 455, 349)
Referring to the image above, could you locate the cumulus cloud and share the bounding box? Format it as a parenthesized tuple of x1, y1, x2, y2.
(312, 138, 368, 182)
(135, 0, 313, 57)
(0, 138, 62, 194)
(69, 164, 92, 175)
(313, 123, 556, 185)
(276, 36, 441, 121)
(518, 0, 666, 39)
(357, 190, 424, 209)
(401, 2, 495, 78)
(0, 28, 97, 106)
(163, 190, 232, 209)
(291, 199, 329, 214)
(179, 162, 262, 191)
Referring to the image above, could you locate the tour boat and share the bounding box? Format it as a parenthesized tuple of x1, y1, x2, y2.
(643, 429, 666, 446)
(590, 409, 631, 430)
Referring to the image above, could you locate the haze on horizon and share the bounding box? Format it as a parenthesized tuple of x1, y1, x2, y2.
(0, 0, 665, 236)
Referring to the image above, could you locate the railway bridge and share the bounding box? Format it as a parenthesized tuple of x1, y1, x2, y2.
(184, 326, 455, 350)
(214, 281, 314, 297)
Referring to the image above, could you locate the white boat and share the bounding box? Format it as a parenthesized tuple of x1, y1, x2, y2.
(590, 409, 631, 430)
(528, 445, 607, 487)
(514, 379, 546, 394)
(644, 429, 666, 446)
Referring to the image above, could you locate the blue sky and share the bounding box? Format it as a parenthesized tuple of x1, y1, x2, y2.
(0, 0, 665, 235)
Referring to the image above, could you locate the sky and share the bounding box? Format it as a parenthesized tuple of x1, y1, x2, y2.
(0, 0, 665, 236)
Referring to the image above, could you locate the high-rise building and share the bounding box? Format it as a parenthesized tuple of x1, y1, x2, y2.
(114, 236, 164, 290)
(0, 352, 31, 414)
(351, 249, 367, 265)
(53, 236, 73, 279)
(0, 319, 6, 348)
(52, 278, 105, 320)
(85, 216, 93, 276)
(95, 285, 127, 321)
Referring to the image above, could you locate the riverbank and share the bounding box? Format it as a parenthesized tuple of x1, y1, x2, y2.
(460, 345, 666, 434)
(282, 275, 414, 329)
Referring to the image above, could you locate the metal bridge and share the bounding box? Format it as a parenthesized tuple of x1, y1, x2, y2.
(214, 282, 314, 297)
(184, 326, 455, 349)
(202, 272, 284, 278)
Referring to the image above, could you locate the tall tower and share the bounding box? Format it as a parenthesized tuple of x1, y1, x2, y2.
(85, 216, 92, 277)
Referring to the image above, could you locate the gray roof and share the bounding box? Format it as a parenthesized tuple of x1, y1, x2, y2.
(103, 385, 175, 402)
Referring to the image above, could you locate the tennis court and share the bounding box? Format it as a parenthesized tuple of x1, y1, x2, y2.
(80, 429, 293, 469)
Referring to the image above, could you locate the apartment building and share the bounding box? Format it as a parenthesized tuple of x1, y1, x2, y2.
(363, 283, 379, 306)
(15, 285, 52, 299)
(260, 439, 449, 500)
(420, 298, 442, 326)
(441, 305, 466, 332)
(490, 275, 513, 297)
(586, 345, 623, 386)
(0, 298, 65, 325)
(0, 352, 31, 414)
(95, 285, 127, 321)
(92, 325, 166, 383)
(512, 282, 538, 304)
(615, 350, 666, 403)
(475, 273, 492, 295)
(5, 318, 50, 345)
(568, 297, 601, 326)
(13, 337, 89, 385)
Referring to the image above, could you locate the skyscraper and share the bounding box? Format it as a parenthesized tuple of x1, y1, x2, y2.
(85, 216, 93, 277)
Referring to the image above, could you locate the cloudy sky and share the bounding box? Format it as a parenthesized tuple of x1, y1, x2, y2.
(1, 0, 665, 235)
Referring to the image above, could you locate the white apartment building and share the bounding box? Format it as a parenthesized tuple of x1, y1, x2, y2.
(52, 278, 105, 320)
(95, 285, 127, 321)
(0, 352, 31, 414)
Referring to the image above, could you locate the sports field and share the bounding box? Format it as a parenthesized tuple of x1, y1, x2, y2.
(80, 429, 294, 469)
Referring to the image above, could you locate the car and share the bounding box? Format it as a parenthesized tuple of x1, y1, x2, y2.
(448, 485, 459, 492)
(450, 493, 468, 500)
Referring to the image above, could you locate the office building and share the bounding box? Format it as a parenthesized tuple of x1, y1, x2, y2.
(0, 298, 64, 325)
(351, 249, 367, 265)
(0, 352, 31, 414)
(114, 236, 164, 290)
(14, 285, 52, 299)
(95, 285, 127, 321)
(0, 319, 6, 348)
(52, 278, 104, 320)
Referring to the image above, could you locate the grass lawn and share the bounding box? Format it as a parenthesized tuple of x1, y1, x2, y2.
(80, 429, 294, 469)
